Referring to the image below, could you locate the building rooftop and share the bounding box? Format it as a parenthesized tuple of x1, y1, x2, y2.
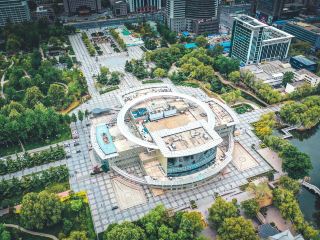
(235, 15, 267, 28)
(262, 27, 294, 41)
(291, 55, 316, 66)
(287, 21, 320, 35)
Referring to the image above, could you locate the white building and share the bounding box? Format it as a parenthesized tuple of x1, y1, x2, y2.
(0, 0, 30, 27)
(90, 85, 239, 190)
(242, 60, 294, 86)
(286, 69, 320, 93)
(230, 15, 294, 65)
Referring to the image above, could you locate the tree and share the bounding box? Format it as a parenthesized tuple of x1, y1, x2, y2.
(282, 71, 294, 86)
(208, 197, 238, 229)
(217, 216, 259, 240)
(71, 113, 77, 123)
(228, 71, 241, 84)
(153, 68, 167, 78)
(77, 110, 84, 122)
(24, 86, 44, 108)
(6, 37, 21, 53)
(278, 176, 300, 195)
(47, 83, 65, 108)
(63, 231, 88, 240)
(104, 222, 146, 240)
(20, 191, 63, 230)
(125, 60, 133, 72)
(179, 211, 205, 239)
(0, 224, 11, 240)
(241, 199, 260, 218)
(84, 109, 90, 119)
(195, 36, 208, 48)
(208, 45, 224, 57)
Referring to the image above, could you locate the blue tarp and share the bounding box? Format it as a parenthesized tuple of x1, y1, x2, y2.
(182, 31, 190, 37)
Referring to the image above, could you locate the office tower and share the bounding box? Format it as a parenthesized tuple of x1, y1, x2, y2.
(186, 0, 220, 34)
(255, 0, 305, 24)
(166, 0, 186, 32)
(0, 0, 31, 27)
(113, 0, 128, 16)
(126, 0, 162, 13)
(63, 0, 102, 15)
(230, 15, 293, 65)
(283, 21, 320, 51)
(166, 0, 220, 34)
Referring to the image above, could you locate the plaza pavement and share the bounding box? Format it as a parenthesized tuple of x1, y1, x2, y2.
(1, 29, 280, 234)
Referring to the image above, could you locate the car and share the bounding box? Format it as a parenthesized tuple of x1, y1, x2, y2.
(66, 155, 72, 159)
(74, 142, 80, 146)
(76, 150, 81, 153)
(64, 143, 70, 147)
(111, 206, 118, 210)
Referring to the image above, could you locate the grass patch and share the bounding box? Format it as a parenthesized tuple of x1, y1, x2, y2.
(178, 82, 200, 88)
(99, 86, 119, 94)
(232, 103, 254, 114)
(142, 79, 163, 84)
(60, 100, 80, 114)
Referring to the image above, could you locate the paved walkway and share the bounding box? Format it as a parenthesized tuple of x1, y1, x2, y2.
(0, 60, 14, 99)
(0, 159, 67, 180)
(4, 224, 58, 240)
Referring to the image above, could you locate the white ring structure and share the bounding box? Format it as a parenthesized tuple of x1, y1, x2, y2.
(116, 92, 216, 149)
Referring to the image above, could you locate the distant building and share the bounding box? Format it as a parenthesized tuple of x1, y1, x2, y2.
(230, 15, 294, 65)
(126, 0, 162, 13)
(290, 55, 318, 72)
(166, 0, 220, 34)
(113, 1, 127, 17)
(34, 5, 55, 21)
(63, 0, 102, 15)
(242, 60, 295, 86)
(294, 69, 320, 87)
(0, 0, 31, 27)
(166, 0, 187, 33)
(255, 0, 306, 24)
(283, 21, 320, 51)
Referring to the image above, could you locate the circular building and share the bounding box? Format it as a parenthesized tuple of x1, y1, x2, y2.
(90, 85, 238, 190)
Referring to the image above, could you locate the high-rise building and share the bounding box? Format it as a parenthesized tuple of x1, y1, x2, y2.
(0, 0, 31, 27)
(126, 0, 162, 13)
(113, 0, 128, 16)
(166, 0, 186, 32)
(255, 0, 306, 24)
(166, 0, 220, 34)
(63, 0, 102, 15)
(230, 15, 293, 65)
(283, 21, 320, 51)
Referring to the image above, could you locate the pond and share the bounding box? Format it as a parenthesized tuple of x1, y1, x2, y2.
(290, 125, 320, 228)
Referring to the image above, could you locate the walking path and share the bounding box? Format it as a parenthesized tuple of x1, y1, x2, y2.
(0, 60, 14, 99)
(4, 224, 58, 240)
(0, 159, 67, 180)
(215, 72, 269, 107)
(301, 181, 320, 197)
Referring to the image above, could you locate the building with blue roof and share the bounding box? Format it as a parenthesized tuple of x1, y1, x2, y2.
(290, 55, 318, 72)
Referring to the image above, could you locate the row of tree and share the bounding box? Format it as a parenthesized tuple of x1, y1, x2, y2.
(104, 205, 206, 240)
(109, 29, 127, 51)
(96, 67, 121, 86)
(2, 20, 75, 53)
(81, 32, 96, 56)
(279, 95, 320, 129)
(0, 166, 69, 208)
(0, 102, 69, 148)
(0, 145, 66, 176)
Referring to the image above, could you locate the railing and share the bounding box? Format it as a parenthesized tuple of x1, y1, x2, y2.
(301, 181, 320, 196)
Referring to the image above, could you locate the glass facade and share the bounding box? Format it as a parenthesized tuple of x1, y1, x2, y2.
(167, 147, 217, 176)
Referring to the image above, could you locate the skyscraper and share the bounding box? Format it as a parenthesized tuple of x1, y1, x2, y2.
(63, 0, 102, 15)
(0, 0, 31, 27)
(126, 0, 162, 13)
(230, 15, 293, 65)
(166, 0, 220, 34)
(255, 0, 306, 24)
